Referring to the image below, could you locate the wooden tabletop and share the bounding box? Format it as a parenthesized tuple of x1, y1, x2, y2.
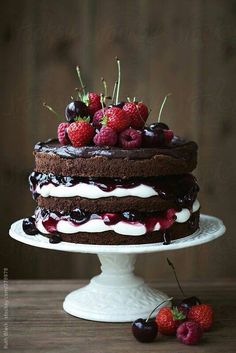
(3, 280, 236, 352)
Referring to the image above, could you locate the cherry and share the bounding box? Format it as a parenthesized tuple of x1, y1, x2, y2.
(23, 217, 38, 235)
(132, 319, 158, 343)
(142, 127, 165, 147)
(109, 102, 125, 109)
(65, 100, 89, 122)
(132, 297, 172, 343)
(150, 122, 169, 130)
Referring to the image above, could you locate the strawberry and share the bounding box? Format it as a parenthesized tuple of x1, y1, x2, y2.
(156, 307, 186, 335)
(92, 107, 108, 128)
(57, 122, 70, 145)
(67, 121, 95, 147)
(187, 304, 213, 331)
(87, 92, 102, 117)
(123, 102, 149, 129)
(103, 107, 131, 132)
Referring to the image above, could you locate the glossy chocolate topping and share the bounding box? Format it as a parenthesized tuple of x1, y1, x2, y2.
(34, 137, 198, 160)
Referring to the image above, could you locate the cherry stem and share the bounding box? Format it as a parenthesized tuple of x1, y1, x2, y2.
(167, 258, 186, 298)
(43, 102, 61, 120)
(101, 77, 108, 103)
(158, 93, 172, 123)
(76, 66, 86, 96)
(112, 81, 118, 104)
(115, 57, 121, 105)
(100, 93, 105, 112)
(146, 297, 173, 322)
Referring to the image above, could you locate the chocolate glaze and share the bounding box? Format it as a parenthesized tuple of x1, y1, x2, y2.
(34, 137, 198, 160)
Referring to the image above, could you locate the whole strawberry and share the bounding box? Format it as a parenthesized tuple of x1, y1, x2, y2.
(123, 102, 149, 129)
(92, 107, 108, 128)
(104, 107, 131, 132)
(187, 304, 213, 331)
(93, 126, 117, 147)
(57, 122, 70, 145)
(87, 92, 102, 117)
(156, 307, 186, 335)
(67, 121, 95, 147)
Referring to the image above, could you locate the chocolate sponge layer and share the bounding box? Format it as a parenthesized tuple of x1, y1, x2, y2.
(34, 139, 198, 178)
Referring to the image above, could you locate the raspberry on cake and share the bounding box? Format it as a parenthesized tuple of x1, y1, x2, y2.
(23, 62, 200, 245)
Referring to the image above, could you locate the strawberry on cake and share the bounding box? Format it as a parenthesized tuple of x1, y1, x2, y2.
(23, 59, 200, 245)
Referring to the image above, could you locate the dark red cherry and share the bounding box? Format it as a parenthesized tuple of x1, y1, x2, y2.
(109, 101, 125, 109)
(149, 122, 169, 130)
(132, 318, 158, 343)
(142, 127, 165, 147)
(65, 100, 89, 122)
(180, 296, 201, 310)
(23, 217, 38, 235)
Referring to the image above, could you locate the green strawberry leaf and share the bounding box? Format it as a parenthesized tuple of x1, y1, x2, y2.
(171, 307, 186, 321)
(74, 116, 91, 123)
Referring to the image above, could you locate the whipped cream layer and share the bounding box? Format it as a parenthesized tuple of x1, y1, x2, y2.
(29, 172, 199, 204)
(35, 200, 200, 236)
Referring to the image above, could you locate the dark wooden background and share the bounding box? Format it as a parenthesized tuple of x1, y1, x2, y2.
(1, 0, 235, 281)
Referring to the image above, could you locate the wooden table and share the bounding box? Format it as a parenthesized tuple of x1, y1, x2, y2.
(3, 280, 236, 352)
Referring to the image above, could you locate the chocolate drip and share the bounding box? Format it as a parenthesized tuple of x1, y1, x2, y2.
(22, 217, 38, 235)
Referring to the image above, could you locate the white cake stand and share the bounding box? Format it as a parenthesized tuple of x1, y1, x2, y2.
(9, 214, 225, 322)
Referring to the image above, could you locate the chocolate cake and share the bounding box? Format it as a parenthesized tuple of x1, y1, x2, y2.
(23, 62, 200, 245)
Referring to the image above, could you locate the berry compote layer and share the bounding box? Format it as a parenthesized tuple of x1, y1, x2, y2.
(34, 137, 198, 178)
(30, 172, 199, 213)
(23, 202, 200, 245)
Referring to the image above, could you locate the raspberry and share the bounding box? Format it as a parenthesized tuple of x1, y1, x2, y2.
(92, 108, 108, 128)
(87, 92, 102, 117)
(93, 127, 117, 147)
(57, 122, 70, 145)
(118, 128, 142, 149)
(104, 107, 131, 132)
(176, 321, 203, 345)
(67, 121, 95, 147)
(123, 102, 149, 129)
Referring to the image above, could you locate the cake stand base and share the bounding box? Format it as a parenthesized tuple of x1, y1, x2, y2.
(63, 253, 170, 322)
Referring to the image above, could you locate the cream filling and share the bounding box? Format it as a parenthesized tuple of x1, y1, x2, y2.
(36, 182, 158, 199)
(36, 200, 200, 237)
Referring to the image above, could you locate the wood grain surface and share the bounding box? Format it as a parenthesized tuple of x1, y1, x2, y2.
(1, 0, 235, 280)
(1, 280, 236, 352)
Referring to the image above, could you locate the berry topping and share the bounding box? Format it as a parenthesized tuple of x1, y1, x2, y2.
(163, 129, 174, 143)
(176, 321, 203, 345)
(156, 306, 186, 335)
(150, 122, 169, 130)
(87, 92, 102, 117)
(93, 126, 118, 147)
(119, 127, 142, 149)
(142, 127, 165, 147)
(103, 107, 131, 132)
(65, 100, 89, 123)
(187, 304, 213, 331)
(67, 121, 95, 147)
(132, 297, 172, 343)
(123, 101, 149, 129)
(57, 122, 70, 145)
(92, 107, 108, 128)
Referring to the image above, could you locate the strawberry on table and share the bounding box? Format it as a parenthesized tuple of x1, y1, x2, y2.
(187, 304, 213, 331)
(156, 306, 186, 335)
(67, 120, 95, 147)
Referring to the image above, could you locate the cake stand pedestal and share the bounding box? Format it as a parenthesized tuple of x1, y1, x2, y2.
(9, 214, 225, 322)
